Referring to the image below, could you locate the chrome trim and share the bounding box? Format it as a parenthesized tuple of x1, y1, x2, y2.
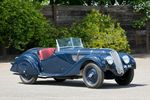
(76, 50, 80, 61)
(90, 50, 93, 54)
(110, 50, 124, 75)
(56, 39, 60, 51)
(72, 50, 84, 62)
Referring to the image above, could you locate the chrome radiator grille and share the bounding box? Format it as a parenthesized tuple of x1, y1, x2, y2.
(110, 50, 124, 75)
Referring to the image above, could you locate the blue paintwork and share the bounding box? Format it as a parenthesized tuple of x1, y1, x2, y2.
(10, 47, 136, 79)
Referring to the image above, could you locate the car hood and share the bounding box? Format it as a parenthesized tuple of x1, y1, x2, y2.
(57, 48, 113, 55)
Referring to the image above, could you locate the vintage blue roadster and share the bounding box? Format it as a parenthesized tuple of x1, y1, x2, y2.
(10, 38, 136, 88)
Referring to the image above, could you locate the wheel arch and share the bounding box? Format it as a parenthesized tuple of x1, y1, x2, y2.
(12, 53, 41, 76)
(79, 56, 106, 72)
(80, 60, 95, 71)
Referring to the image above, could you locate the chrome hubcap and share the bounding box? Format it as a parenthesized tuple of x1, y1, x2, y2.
(86, 68, 98, 84)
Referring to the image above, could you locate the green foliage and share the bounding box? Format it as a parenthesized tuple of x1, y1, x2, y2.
(30, 0, 50, 6)
(0, 0, 52, 50)
(46, 26, 70, 47)
(30, 0, 150, 6)
(38, 0, 150, 6)
(129, 0, 148, 5)
(0, 0, 132, 53)
(133, 1, 150, 29)
(68, 10, 130, 52)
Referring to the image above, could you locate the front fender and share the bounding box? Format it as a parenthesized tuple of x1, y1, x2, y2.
(119, 53, 136, 69)
(65, 55, 106, 76)
(80, 55, 106, 70)
(128, 55, 136, 69)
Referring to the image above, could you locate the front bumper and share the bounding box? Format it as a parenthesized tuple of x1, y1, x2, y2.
(106, 62, 136, 76)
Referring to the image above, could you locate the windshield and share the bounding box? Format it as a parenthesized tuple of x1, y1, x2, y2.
(56, 38, 83, 50)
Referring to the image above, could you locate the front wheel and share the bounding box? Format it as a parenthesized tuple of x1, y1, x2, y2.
(115, 69, 134, 85)
(83, 63, 104, 88)
(20, 74, 37, 84)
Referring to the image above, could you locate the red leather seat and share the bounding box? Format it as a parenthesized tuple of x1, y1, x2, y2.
(39, 48, 56, 60)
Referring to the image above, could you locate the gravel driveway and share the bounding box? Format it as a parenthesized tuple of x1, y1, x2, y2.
(0, 55, 150, 100)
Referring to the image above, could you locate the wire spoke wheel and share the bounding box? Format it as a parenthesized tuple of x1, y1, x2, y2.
(20, 74, 37, 84)
(83, 63, 104, 88)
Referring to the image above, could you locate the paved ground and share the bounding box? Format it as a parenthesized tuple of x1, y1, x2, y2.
(0, 56, 150, 100)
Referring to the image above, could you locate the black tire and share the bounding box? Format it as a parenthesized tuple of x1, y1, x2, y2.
(115, 69, 134, 85)
(20, 74, 37, 84)
(54, 78, 66, 82)
(83, 63, 104, 88)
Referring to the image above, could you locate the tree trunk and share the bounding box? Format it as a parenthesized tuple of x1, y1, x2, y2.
(51, 0, 56, 25)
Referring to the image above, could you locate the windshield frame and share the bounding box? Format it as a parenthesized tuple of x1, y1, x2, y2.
(56, 37, 84, 51)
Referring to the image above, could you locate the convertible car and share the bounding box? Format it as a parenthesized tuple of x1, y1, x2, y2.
(10, 38, 136, 88)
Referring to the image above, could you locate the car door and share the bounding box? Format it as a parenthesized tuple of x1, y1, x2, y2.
(41, 54, 74, 75)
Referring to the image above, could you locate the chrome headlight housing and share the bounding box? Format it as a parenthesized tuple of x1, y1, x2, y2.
(105, 56, 114, 65)
(122, 55, 130, 64)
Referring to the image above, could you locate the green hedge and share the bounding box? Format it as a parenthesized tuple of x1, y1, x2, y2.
(0, 0, 130, 53)
(67, 10, 130, 52)
(0, 0, 52, 50)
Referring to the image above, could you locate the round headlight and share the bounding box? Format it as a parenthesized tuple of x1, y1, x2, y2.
(105, 56, 114, 65)
(122, 55, 130, 64)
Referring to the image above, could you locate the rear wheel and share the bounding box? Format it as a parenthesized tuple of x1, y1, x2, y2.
(83, 63, 104, 88)
(54, 78, 66, 82)
(115, 69, 134, 85)
(20, 74, 37, 84)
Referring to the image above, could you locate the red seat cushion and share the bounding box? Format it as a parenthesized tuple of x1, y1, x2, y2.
(39, 48, 55, 60)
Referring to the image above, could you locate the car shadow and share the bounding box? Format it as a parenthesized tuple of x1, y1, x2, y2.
(34, 80, 86, 88)
(20, 80, 147, 89)
(101, 83, 147, 89)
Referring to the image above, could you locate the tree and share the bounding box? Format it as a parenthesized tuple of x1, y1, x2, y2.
(69, 10, 130, 52)
(31, 0, 150, 6)
(0, 0, 51, 56)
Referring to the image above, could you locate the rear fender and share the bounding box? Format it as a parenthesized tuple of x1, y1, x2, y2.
(10, 53, 40, 76)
